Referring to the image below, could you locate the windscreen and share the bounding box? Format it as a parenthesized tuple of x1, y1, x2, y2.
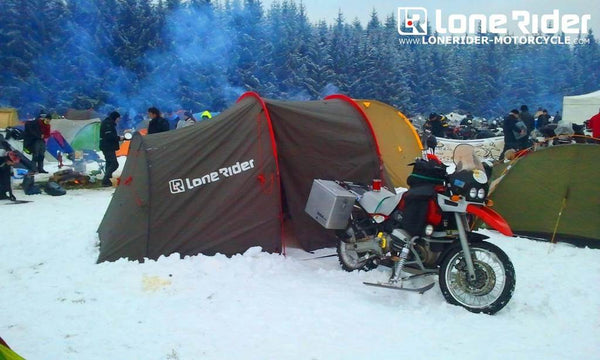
(453, 144, 484, 172)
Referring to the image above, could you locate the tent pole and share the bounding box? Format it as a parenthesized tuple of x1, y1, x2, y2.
(550, 187, 570, 244)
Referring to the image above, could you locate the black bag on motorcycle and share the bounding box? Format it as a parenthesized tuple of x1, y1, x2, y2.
(401, 157, 446, 237)
(399, 185, 438, 237)
(407, 158, 446, 187)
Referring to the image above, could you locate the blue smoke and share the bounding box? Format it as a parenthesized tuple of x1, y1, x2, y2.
(11, 2, 246, 125)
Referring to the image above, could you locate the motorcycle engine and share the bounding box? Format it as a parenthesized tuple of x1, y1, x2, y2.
(414, 240, 439, 267)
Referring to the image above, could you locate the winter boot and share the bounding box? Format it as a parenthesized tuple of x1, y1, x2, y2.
(37, 159, 48, 174)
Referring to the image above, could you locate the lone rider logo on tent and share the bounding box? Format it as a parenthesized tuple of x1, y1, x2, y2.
(398, 7, 427, 35)
(169, 159, 255, 194)
(169, 179, 186, 194)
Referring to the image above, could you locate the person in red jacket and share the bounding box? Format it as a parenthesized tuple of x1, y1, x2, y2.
(588, 108, 600, 139)
(23, 112, 52, 173)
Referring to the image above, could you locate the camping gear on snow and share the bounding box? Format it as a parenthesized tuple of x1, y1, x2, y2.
(73, 158, 86, 173)
(44, 181, 67, 196)
(97, 92, 423, 262)
(50, 168, 90, 186)
(562, 90, 600, 124)
(4, 127, 24, 141)
(46, 131, 75, 160)
(49, 118, 101, 151)
(22, 174, 41, 195)
(11, 168, 28, 179)
(3, 117, 101, 164)
(489, 144, 600, 247)
(304, 180, 356, 229)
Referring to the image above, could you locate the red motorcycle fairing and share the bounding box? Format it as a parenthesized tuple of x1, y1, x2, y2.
(466, 204, 514, 237)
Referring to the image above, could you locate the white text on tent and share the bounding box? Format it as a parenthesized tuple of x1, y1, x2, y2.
(169, 159, 255, 194)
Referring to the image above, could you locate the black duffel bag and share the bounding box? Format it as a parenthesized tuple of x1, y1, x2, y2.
(44, 181, 66, 196)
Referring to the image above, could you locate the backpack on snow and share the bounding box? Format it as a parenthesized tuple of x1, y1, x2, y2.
(44, 181, 66, 196)
(22, 174, 41, 195)
(5, 127, 24, 141)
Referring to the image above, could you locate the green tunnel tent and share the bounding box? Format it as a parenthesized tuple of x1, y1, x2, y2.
(489, 144, 600, 247)
(69, 121, 100, 150)
(50, 118, 101, 151)
(97, 92, 422, 262)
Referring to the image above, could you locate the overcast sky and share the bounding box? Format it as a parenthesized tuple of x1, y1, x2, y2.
(260, 0, 600, 33)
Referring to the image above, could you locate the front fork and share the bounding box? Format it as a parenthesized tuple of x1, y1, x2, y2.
(455, 212, 476, 280)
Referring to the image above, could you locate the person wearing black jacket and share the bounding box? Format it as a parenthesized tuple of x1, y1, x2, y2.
(23, 112, 51, 173)
(424, 113, 449, 138)
(0, 136, 18, 200)
(499, 109, 524, 160)
(519, 105, 535, 134)
(147, 107, 170, 134)
(99, 111, 123, 187)
(537, 109, 551, 129)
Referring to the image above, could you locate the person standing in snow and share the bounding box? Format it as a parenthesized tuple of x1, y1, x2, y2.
(23, 112, 51, 173)
(176, 111, 196, 129)
(147, 107, 170, 134)
(99, 111, 123, 187)
(0, 137, 18, 200)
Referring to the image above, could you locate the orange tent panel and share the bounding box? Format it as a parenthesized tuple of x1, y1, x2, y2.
(116, 129, 147, 157)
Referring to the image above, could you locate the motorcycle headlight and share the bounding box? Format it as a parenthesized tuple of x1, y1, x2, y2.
(477, 188, 486, 199)
(469, 188, 477, 198)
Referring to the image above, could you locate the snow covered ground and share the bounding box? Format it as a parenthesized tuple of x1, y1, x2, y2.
(1, 186, 599, 360)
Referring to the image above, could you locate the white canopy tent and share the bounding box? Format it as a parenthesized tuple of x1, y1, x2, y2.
(562, 90, 600, 124)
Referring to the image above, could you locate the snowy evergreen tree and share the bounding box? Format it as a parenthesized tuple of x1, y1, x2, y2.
(0, 0, 599, 118)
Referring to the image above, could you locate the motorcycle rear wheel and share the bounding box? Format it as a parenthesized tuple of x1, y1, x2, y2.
(337, 228, 379, 272)
(439, 241, 515, 315)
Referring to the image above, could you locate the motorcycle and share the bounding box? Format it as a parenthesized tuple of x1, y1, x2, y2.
(334, 144, 515, 314)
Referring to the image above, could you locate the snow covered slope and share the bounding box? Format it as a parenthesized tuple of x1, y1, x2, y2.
(1, 188, 599, 360)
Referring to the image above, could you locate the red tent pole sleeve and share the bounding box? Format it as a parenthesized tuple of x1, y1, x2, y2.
(237, 92, 286, 256)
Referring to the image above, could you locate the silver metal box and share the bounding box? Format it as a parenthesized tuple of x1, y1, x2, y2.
(305, 179, 356, 229)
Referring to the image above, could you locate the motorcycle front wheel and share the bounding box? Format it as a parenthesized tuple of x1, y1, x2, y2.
(439, 241, 515, 315)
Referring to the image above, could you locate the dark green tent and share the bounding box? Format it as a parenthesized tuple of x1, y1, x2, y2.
(489, 144, 600, 247)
